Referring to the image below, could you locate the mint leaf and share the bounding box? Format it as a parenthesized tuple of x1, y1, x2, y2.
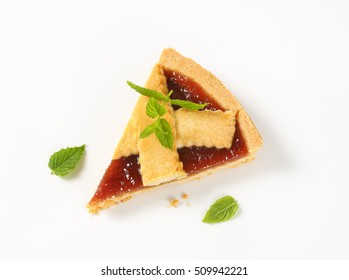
(154, 118, 174, 149)
(127, 81, 207, 150)
(127, 81, 165, 101)
(146, 97, 166, 118)
(202, 196, 239, 224)
(48, 145, 85, 176)
(140, 122, 158, 138)
(170, 99, 208, 110)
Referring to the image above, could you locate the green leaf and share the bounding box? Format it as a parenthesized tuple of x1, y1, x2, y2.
(202, 196, 239, 224)
(140, 122, 158, 138)
(170, 99, 208, 110)
(127, 80, 208, 149)
(154, 118, 174, 149)
(146, 97, 166, 118)
(48, 145, 85, 176)
(127, 81, 165, 101)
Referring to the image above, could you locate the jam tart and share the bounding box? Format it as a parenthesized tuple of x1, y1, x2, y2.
(88, 48, 262, 213)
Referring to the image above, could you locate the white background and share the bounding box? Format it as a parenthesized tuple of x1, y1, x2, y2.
(0, 0, 348, 261)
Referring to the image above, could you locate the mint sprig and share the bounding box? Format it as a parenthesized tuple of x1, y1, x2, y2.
(140, 121, 158, 138)
(127, 81, 208, 110)
(202, 196, 239, 224)
(169, 99, 207, 110)
(127, 81, 208, 150)
(154, 118, 173, 149)
(146, 97, 166, 118)
(127, 81, 166, 101)
(48, 145, 85, 176)
(139, 98, 174, 149)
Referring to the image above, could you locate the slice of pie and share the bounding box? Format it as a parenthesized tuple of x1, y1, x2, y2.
(87, 48, 262, 213)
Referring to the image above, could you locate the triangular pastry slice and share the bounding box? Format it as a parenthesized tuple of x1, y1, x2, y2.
(88, 48, 262, 213)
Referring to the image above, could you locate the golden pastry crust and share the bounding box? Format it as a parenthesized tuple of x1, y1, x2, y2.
(159, 48, 262, 153)
(159, 48, 241, 111)
(113, 105, 235, 157)
(137, 65, 186, 186)
(175, 109, 236, 149)
(112, 101, 139, 159)
(88, 48, 262, 213)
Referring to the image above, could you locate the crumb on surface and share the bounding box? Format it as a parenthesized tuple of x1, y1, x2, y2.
(169, 198, 179, 208)
(167, 193, 190, 208)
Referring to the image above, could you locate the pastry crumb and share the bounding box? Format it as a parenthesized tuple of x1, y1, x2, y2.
(168, 193, 190, 208)
(169, 198, 180, 208)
